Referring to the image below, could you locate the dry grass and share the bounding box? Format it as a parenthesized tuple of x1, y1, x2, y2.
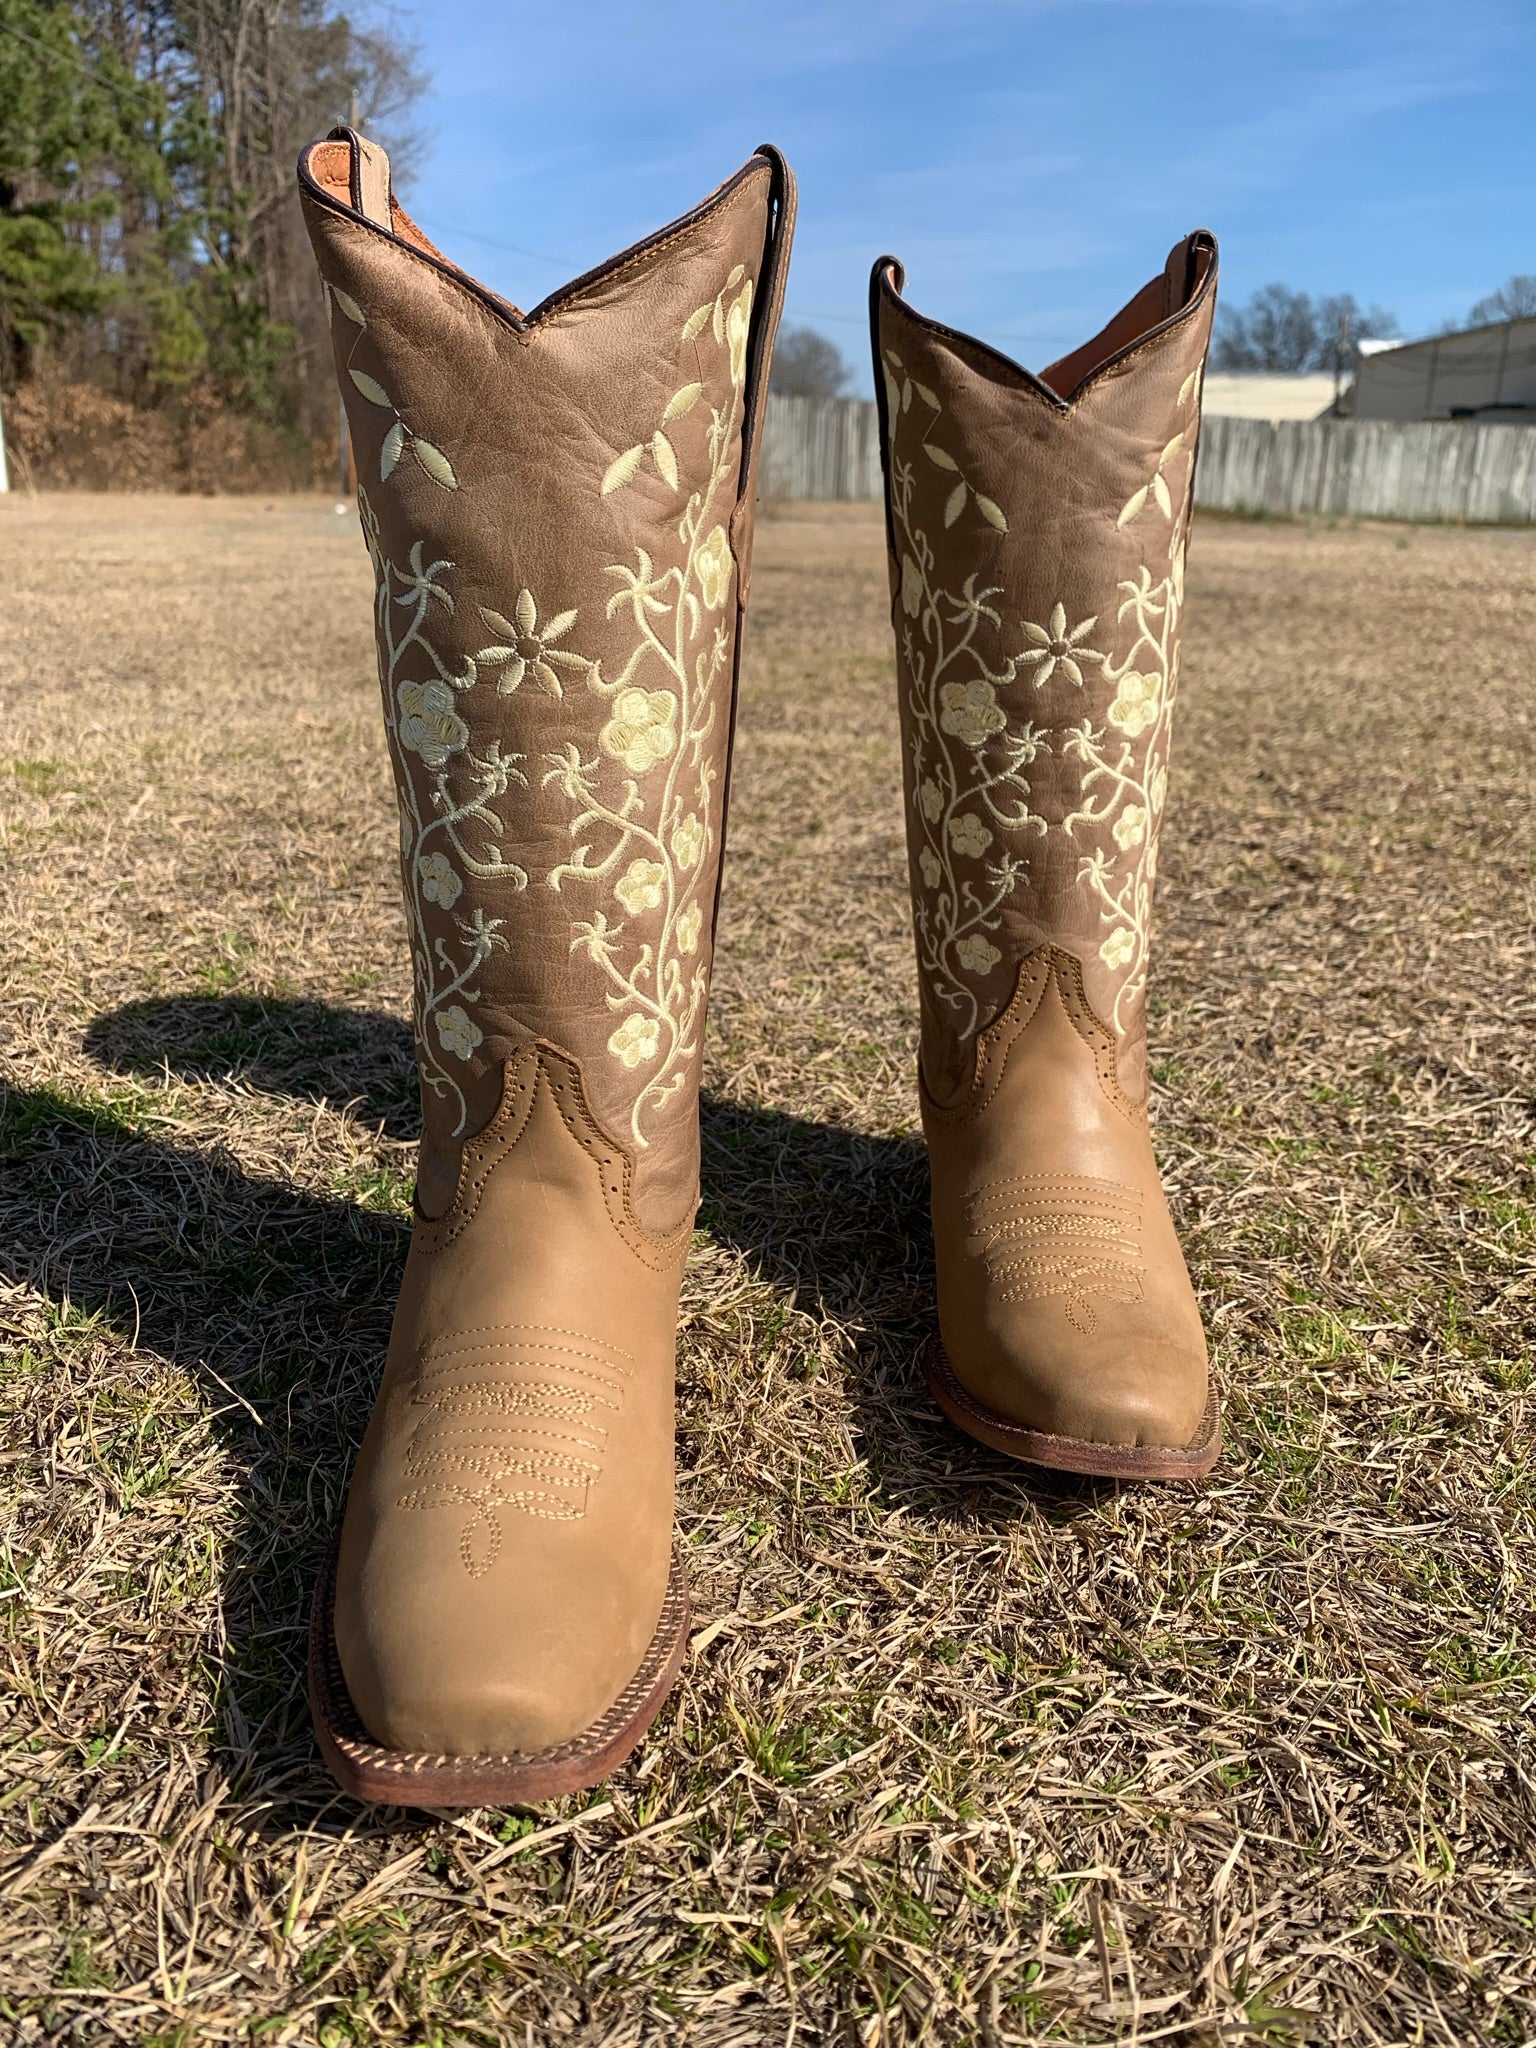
(1, 491, 1533, 2046)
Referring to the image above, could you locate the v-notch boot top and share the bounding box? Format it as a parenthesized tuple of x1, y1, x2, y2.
(871, 233, 1222, 1481)
(299, 129, 795, 1804)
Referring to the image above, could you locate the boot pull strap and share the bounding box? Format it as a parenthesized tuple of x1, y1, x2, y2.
(327, 124, 393, 230)
(729, 145, 798, 607)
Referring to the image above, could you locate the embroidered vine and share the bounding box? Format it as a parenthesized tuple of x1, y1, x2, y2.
(542, 265, 754, 1149)
(886, 345, 1201, 1042)
(333, 260, 754, 1148)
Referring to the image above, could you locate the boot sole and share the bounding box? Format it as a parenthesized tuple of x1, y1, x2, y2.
(923, 1336, 1222, 1480)
(307, 1544, 691, 1807)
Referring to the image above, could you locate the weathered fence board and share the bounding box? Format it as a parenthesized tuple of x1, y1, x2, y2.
(759, 396, 1536, 522)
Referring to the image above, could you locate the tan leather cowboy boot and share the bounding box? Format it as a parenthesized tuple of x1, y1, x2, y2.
(298, 129, 794, 1803)
(871, 235, 1222, 1480)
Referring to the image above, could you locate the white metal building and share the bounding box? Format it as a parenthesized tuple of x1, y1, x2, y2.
(1201, 374, 1339, 422)
(1353, 319, 1536, 423)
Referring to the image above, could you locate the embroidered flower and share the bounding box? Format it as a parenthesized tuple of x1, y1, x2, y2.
(1113, 804, 1148, 850)
(475, 589, 584, 698)
(1107, 670, 1161, 738)
(1100, 927, 1136, 969)
(956, 934, 1001, 976)
(672, 813, 705, 870)
(397, 678, 468, 767)
(609, 1012, 660, 1067)
(726, 280, 754, 387)
(436, 1005, 483, 1060)
(919, 846, 942, 890)
(900, 554, 924, 617)
(1018, 603, 1104, 688)
(615, 857, 666, 916)
(939, 678, 1006, 747)
(695, 525, 732, 611)
(600, 687, 677, 774)
(418, 852, 462, 908)
(948, 813, 992, 858)
(919, 777, 943, 822)
(676, 902, 703, 955)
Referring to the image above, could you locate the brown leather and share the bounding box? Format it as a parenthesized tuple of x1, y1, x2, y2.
(871, 236, 1219, 1456)
(299, 131, 794, 1766)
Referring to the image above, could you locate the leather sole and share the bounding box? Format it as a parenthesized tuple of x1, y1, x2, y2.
(923, 1335, 1222, 1480)
(307, 1545, 691, 1807)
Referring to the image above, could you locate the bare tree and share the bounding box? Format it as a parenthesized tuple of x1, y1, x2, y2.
(1213, 285, 1398, 374)
(1468, 275, 1536, 326)
(770, 324, 851, 400)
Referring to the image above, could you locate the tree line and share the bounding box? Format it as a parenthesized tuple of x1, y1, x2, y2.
(0, 0, 423, 443)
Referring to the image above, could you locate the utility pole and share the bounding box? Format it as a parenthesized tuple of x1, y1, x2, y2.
(1334, 306, 1352, 416)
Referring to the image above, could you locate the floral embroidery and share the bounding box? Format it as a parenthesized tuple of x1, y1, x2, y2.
(1113, 804, 1147, 850)
(1106, 668, 1160, 738)
(543, 263, 755, 1148)
(884, 339, 1201, 1042)
(599, 687, 678, 775)
(695, 525, 733, 611)
(614, 858, 667, 916)
(419, 852, 463, 908)
(437, 1005, 483, 1060)
(949, 812, 993, 858)
(671, 813, 705, 869)
(472, 589, 586, 699)
(939, 678, 1007, 746)
(956, 934, 1002, 975)
(338, 257, 756, 1151)
(1019, 604, 1105, 689)
(356, 502, 531, 1137)
(609, 1013, 660, 1067)
(324, 284, 458, 490)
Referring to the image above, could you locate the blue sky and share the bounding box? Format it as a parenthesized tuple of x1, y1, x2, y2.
(389, 0, 1535, 391)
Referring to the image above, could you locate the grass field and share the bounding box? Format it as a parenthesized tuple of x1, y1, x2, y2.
(1, 492, 1534, 2046)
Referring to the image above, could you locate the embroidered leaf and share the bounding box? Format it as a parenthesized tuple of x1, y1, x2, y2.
(727, 263, 744, 288)
(883, 369, 900, 416)
(380, 420, 406, 480)
(531, 660, 563, 697)
(943, 481, 967, 528)
(682, 303, 712, 342)
(542, 608, 578, 642)
(349, 368, 392, 407)
(1178, 367, 1199, 408)
(975, 494, 1009, 532)
(335, 289, 366, 326)
(321, 281, 333, 320)
(711, 296, 724, 344)
(651, 431, 678, 489)
(1151, 470, 1172, 517)
(1161, 431, 1186, 466)
(1116, 484, 1149, 528)
(546, 647, 590, 671)
(480, 607, 518, 639)
(474, 645, 519, 664)
(601, 444, 645, 495)
(885, 350, 904, 371)
(514, 588, 537, 635)
(413, 438, 458, 489)
(923, 443, 958, 471)
(914, 381, 938, 408)
(900, 378, 913, 413)
(663, 381, 703, 423)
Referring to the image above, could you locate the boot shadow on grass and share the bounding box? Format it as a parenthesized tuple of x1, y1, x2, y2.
(1, 999, 1105, 1806)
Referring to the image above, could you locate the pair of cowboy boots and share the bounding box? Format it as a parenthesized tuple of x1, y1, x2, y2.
(298, 130, 1220, 1807)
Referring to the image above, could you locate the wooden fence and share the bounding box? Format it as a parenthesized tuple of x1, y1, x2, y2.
(759, 395, 1536, 523)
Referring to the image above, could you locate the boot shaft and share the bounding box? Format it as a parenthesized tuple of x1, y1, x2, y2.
(299, 132, 794, 1228)
(871, 236, 1217, 1106)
